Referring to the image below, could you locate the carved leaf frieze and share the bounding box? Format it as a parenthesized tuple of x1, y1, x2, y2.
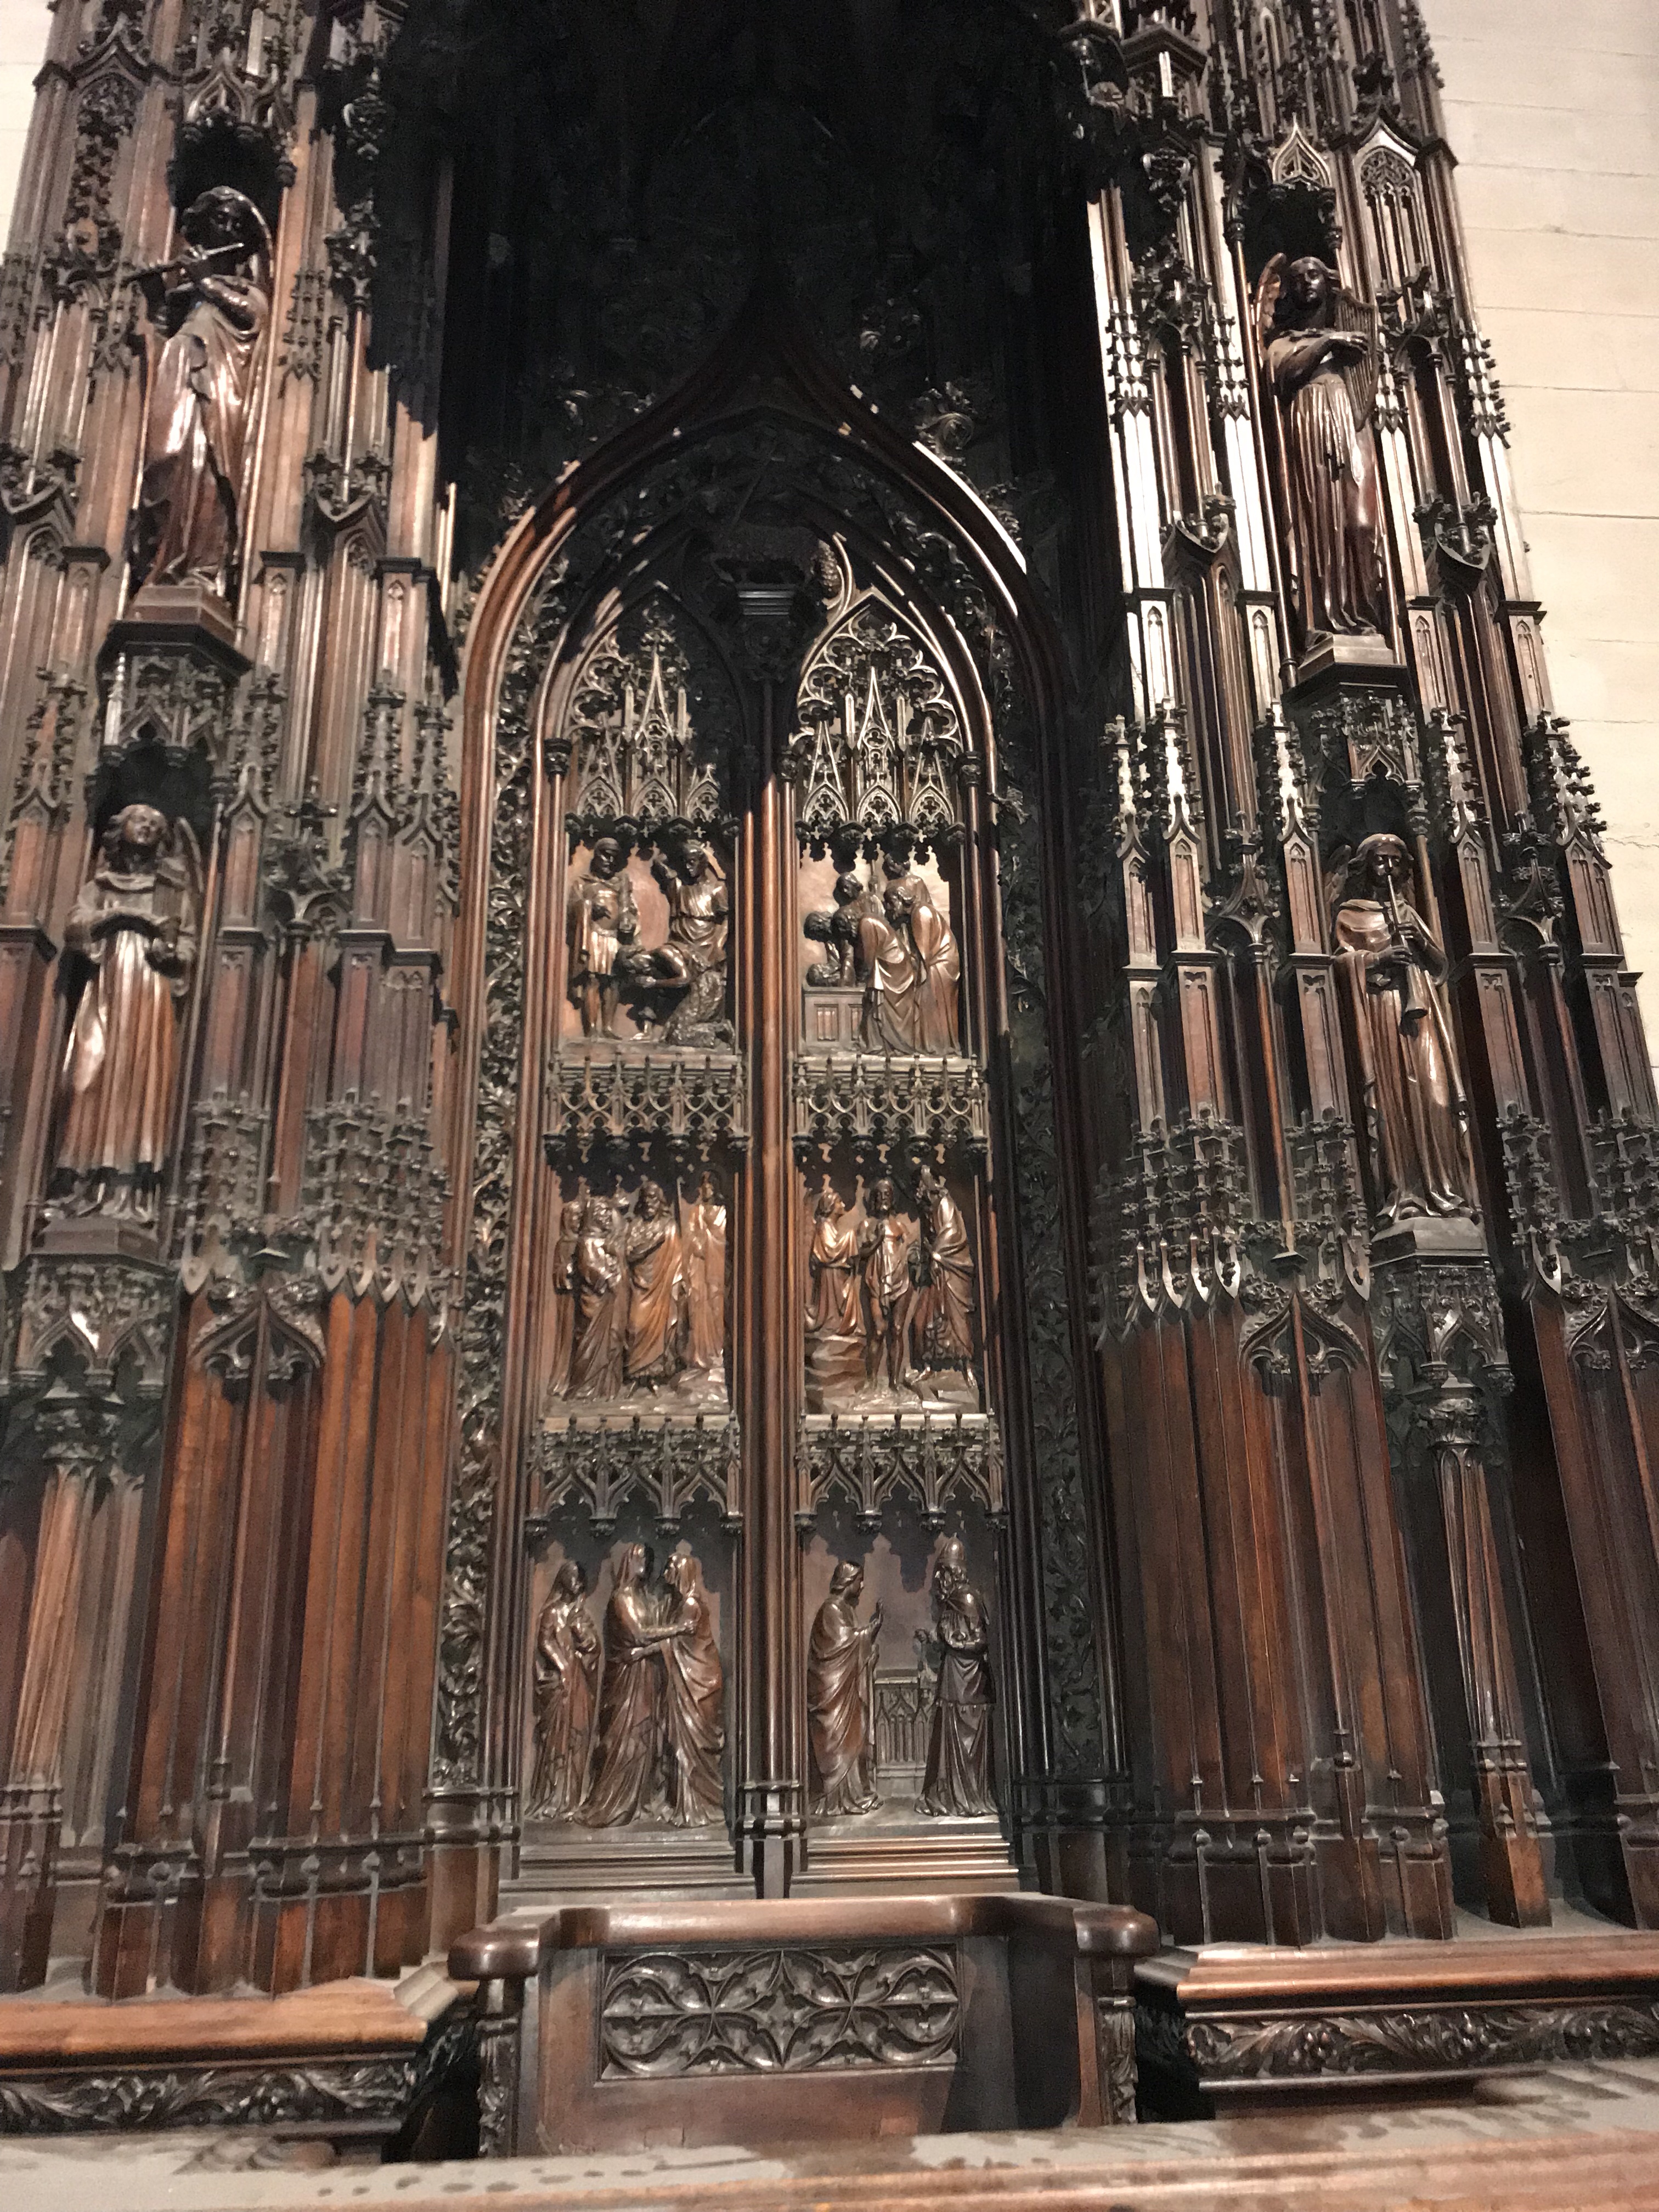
(791, 1054, 988, 1167)
(599, 1945, 960, 2078)
(797, 1410, 1003, 1531)
(1178, 2000, 1659, 2081)
(546, 1048, 749, 1157)
(534, 1414, 741, 1532)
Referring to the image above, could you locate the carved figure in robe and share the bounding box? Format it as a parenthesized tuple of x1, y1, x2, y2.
(918, 1537, 997, 1818)
(678, 1172, 727, 1401)
(806, 1178, 865, 1407)
(55, 804, 200, 1222)
(568, 1194, 628, 1402)
(1255, 254, 1383, 642)
(911, 1167, 977, 1393)
(856, 856, 960, 1054)
(580, 1544, 687, 1826)
(645, 836, 729, 1045)
(808, 1561, 883, 1816)
(624, 1180, 685, 1388)
(659, 1551, 725, 1826)
(805, 872, 877, 987)
(859, 1178, 917, 1402)
(134, 187, 271, 595)
(1333, 834, 1476, 1223)
(545, 1181, 589, 1402)
(567, 839, 639, 1039)
(526, 1561, 601, 1819)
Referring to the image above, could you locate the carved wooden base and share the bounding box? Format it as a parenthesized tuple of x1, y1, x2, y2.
(507, 1823, 746, 1906)
(0, 1970, 467, 2138)
(0, 1787, 59, 1994)
(452, 1893, 1159, 2155)
(1136, 1929, 1659, 2115)
(793, 1814, 1019, 1897)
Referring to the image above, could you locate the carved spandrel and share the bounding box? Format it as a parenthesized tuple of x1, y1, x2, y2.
(786, 599, 967, 840)
(546, 1172, 729, 1415)
(560, 593, 735, 832)
(48, 805, 201, 1232)
(803, 1169, 980, 1415)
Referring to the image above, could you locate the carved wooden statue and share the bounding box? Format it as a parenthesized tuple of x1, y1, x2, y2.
(679, 1172, 727, 1398)
(659, 1551, 725, 1825)
(623, 1180, 685, 1388)
(808, 1561, 883, 1816)
(567, 1193, 628, 1401)
(859, 1177, 916, 1403)
(856, 854, 960, 1054)
(526, 1562, 601, 1820)
(804, 871, 876, 986)
(918, 1537, 996, 1818)
(545, 1182, 590, 1401)
(580, 1544, 686, 1826)
(647, 835, 729, 1045)
(135, 187, 272, 596)
(806, 1178, 865, 1406)
(55, 804, 200, 1222)
(1255, 254, 1383, 642)
(911, 1167, 975, 1391)
(567, 839, 639, 1039)
(1333, 833, 1476, 1223)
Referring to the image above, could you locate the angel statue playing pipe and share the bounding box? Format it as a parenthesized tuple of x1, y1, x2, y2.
(133, 187, 272, 597)
(1255, 254, 1385, 644)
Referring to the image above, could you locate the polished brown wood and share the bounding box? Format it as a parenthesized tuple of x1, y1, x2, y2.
(0, 5, 1654, 2162)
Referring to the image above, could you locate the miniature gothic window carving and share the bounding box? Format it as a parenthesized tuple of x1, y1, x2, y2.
(787, 601, 966, 841)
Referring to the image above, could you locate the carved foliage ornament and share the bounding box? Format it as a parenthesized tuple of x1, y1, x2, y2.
(997, 684, 1102, 1776)
(787, 602, 968, 843)
(437, 420, 1013, 1791)
(600, 1945, 960, 2076)
(1178, 2000, 1659, 2081)
(560, 594, 736, 837)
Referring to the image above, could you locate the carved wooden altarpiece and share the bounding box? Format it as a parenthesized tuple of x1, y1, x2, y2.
(0, 0, 1656, 2154)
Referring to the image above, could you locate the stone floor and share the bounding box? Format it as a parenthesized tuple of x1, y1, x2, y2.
(7, 2058, 1659, 2211)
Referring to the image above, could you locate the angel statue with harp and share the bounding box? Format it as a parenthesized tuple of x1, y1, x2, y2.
(1254, 255, 1385, 644)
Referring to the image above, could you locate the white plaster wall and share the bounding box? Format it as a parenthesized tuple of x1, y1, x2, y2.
(0, 0, 42, 244)
(1430, 0, 1659, 1063)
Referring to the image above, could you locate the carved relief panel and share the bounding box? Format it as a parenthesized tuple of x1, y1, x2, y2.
(522, 536, 1009, 1881)
(786, 588, 1006, 1852)
(522, 1525, 731, 1839)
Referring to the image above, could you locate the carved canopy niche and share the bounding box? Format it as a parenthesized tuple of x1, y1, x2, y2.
(787, 597, 970, 847)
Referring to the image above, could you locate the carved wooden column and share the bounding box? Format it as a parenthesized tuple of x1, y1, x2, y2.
(0, 1254, 171, 1987)
(738, 674, 801, 1895)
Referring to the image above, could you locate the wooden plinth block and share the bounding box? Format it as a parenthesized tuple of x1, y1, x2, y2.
(1136, 1929, 1659, 2115)
(0, 1967, 466, 2138)
(453, 1891, 1159, 2155)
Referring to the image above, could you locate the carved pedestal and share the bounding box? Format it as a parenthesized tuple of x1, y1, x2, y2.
(453, 1893, 1158, 2154)
(1375, 1231, 1550, 1928)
